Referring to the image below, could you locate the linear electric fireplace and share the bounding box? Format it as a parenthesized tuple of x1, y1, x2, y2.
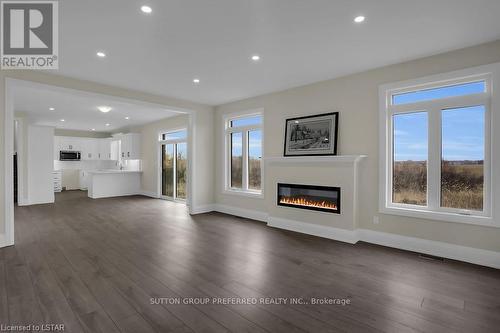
(277, 183, 341, 214)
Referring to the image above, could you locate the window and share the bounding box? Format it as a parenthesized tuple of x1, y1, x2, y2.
(225, 111, 263, 195)
(392, 112, 428, 206)
(380, 68, 495, 225)
(441, 106, 485, 211)
(162, 129, 187, 141)
(160, 129, 188, 201)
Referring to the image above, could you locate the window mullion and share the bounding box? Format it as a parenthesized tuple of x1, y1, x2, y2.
(242, 131, 249, 190)
(427, 107, 441, 210)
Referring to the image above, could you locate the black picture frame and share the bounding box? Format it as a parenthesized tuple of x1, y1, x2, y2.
(283, 112, 339, 156)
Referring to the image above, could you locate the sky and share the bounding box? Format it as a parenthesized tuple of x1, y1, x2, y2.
(394, 106, 485, 161)
(393, 82, 485, 162)
(231, 116, 262, 158)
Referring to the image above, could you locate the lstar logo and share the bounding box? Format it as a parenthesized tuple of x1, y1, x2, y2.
(1, 1, 58, 69)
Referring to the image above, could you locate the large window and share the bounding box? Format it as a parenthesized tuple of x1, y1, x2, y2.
(380, 69, 494, 224)
(225, 111, 263, 195)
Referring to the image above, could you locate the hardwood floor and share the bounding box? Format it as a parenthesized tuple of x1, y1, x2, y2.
(1, 190, 500, 332)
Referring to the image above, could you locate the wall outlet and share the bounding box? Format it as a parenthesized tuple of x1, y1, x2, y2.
(373, 216, 380, 224)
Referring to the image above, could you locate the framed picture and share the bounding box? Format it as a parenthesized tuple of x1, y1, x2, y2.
(283, 112, 339, 156)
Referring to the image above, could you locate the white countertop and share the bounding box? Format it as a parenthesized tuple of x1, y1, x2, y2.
(87, 170, 143, 175)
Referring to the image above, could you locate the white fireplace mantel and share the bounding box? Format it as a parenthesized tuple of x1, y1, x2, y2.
(264, 154, 367, 242)
(264, 155, 367, 165)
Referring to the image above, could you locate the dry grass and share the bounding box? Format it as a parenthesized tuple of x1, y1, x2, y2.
(393, 161, 427, 205)
(441, 162, 483, 210)
(393, 161, 483, 210)
(231, 157, 261, 190)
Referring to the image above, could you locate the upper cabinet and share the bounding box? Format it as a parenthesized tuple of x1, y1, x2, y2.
(58, 136, 82, 151)
(98, 138, 112, 160)
(54, 136, 120, 161)
(119, 133, 141, 160)
(81, 138, 98, 160)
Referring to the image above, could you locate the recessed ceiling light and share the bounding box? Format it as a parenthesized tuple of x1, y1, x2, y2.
(60, 119, 65, 122)
(354, 15, 365, 23)
(97, 106, 112, 113)
(96, 51, 106, 58)
(193, 78, 200, 84)
(141, 5, 152, 14)
(91, 128, 96, 131)
(125, 116, 130, 120)
(49, 107, 55, 111)
(105, 123, 110, 127)
(251, 55, 260, 61)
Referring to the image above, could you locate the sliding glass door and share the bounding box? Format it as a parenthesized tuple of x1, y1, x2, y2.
(161, 130, 188, 201)
(161, 144, 175, 197)
(175, 142, 187, 199)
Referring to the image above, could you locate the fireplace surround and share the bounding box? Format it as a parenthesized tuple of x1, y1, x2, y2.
(277, 183, 341, 214)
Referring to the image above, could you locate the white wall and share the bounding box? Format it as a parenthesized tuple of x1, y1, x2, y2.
(215, 39, 500, 252)
(134, 114, 189, 196)
(27, 125, 54, 205)
(134, 112, 215, 210)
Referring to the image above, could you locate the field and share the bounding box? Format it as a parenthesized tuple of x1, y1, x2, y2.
(231, 157, 261, 190)
(393, 160, 483, 210)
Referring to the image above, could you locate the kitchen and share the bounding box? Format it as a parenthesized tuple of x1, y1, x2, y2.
(12, 80, 188, 206)
(54, 132, 142, 199)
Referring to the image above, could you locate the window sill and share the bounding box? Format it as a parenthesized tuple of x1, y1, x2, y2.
(380, 206, 497, 228)
(223, 189, 264, 199)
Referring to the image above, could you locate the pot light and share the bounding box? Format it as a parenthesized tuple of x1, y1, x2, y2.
(97, 106, 112, 113)
(96, 51, 106, 58)
(125, 116, 130, 120)
(105, 123, 110, 127)
(60, 119, 65, 122)
(193, 78, 200, 84)
(91, 128, 96, 131)
(49, 107, 55, 111)
(251, 54, 260, 61)
(354, 16, 365, 23)
(141, 5, 152, 13)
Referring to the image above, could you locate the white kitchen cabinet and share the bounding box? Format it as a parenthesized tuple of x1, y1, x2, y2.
(98, 138, 112, 160)
(54, 136, 124, 161)
(110, 140, 120, 161)
(59, 136, 81, 151)
(120, 133, 141, 160)
(81, 138, 99, 160)
(53, 170, 62, 192)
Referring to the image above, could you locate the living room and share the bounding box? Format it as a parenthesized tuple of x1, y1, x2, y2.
(0, 1, 499, 332)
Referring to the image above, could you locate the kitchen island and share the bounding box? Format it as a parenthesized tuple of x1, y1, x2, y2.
(87, 170, 142, 199)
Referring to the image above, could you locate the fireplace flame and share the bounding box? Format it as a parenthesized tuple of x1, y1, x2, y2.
(279, 196, 338, 211)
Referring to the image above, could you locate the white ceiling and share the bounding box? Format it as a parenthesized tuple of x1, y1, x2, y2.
(54, 0, 500, 105)
(13, 83, 183, 132)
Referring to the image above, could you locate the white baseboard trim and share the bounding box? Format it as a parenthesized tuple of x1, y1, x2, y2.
(202, 205, 500, 269)
(358, 229, 500, 269)
(265, 216, 500, 269)
(190, 204, 215, 215)
(214, 204, 268, 223)
(267, 216, 359, 244)
(139, 190, 160, 198)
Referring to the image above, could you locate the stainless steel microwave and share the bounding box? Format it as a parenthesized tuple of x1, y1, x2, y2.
(60, 151, 81, 161)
